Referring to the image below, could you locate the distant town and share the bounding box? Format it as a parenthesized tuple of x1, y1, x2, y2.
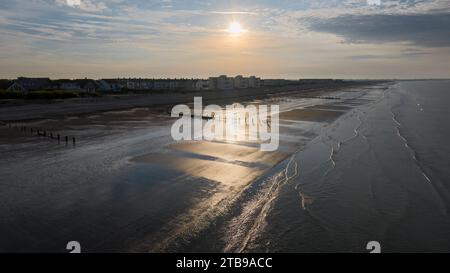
(0, 75, 344, 94)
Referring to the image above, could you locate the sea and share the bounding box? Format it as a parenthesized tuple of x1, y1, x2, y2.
(226, 80, 450, 253)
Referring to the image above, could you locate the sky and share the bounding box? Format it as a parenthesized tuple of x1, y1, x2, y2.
(1, 0, 450, 79)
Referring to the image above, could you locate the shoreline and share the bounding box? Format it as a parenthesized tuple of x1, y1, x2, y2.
(0, 81, 384, 122)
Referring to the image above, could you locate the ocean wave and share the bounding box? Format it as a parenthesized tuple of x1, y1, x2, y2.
(223, 153, 300, 253)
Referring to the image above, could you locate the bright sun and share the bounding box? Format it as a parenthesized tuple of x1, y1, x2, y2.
(227, 21, 244, 36)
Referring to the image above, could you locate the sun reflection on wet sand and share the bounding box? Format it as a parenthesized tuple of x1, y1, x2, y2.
(133, 152, 265, 188)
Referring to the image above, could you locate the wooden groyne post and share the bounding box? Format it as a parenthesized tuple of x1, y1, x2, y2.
(4, 121, 78, 148)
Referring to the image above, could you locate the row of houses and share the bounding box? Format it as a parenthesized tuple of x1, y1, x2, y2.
(117, 75, 263, 91)
(1, 76, 262, 93)
(1, 77, 110, 93)
(1, 77, 209, 93)
(1, 76, 339, 93)
(118, 78, 198, 91)
(196, 75, 262, 90)
(196, 76, 341, 90)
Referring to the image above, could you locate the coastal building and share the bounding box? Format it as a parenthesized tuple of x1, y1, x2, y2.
(218, 75, 235, 90)
(58, 80, 81, 91)
(14, 77, 53, 91)
(180, 79, 196, 90)
(248, 76, 261, 88)
(210, 75, 234, 90)
(234, 75, 249, 89)
(6, 82, 28, 93)
(153, 80, 170, 90)
(2, 76, 267, 93)
(113, 78, 129, 90)
(207, 77, 217, 90)
(97, 79, 121, 92)
(126, 78, 144, 90)
(207, 75, 261, 90)
(74, 79, 99, 93)
(169, 80, 180, 89)
(195, 80, 210, 90)
(57, 79, 120, 92)
(119, 78, 197, 91)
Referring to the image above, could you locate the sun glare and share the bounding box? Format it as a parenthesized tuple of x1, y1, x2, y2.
(227, 21, 244, 36)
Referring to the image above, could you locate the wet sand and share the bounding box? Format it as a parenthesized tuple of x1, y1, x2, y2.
(170, 141, 287, 166)
(0, 83, 386, 252)
(134, 153, 264, 188)
(306, 105, 352, 111)
(132, 141, 287, 190)
(280, 108, 345, 122)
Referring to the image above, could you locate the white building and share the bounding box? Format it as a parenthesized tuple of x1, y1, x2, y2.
(248, 76, 261, 88)
(60, 81, 81, 90)
(125, 78, 153, 90)
(234, 75, 249, 89)
(195, 80, 210, 90)
(207, 75, 261, 90)
(220, 76, 234, 90)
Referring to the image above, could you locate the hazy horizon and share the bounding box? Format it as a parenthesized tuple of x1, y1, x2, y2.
(2, 76, 450, 81)
(1, 0, 450, 79)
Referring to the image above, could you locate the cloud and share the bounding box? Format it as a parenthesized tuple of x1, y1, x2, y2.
(1, 0, 450, 78)
(55, 0, 107, 12)
(349, 50, 430, 60)
(306, 12, 450, 47)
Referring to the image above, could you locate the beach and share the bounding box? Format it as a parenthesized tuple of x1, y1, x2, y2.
(2, 80, 449, 253)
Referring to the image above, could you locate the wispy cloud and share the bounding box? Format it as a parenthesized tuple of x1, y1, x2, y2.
(1, 0, 450, 78)
(55, 0, 107, 12)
